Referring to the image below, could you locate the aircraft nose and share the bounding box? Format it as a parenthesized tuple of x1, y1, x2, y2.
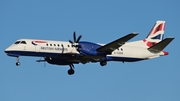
(4, 46, 13, 53)
(4, 47, 19, 57)
(4, 48, 10, 53)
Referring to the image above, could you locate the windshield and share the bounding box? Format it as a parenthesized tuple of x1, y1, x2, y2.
(14, 41, 27, 44)
(21, 41, 27, 44)
(14, 41, 21, 44)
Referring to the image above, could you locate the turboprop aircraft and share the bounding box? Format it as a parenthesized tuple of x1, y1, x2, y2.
(4, 21, 174, 75)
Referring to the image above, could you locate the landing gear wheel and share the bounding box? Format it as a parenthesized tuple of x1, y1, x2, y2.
(16, 57, 20, 66)
(67, 69, 75, 75)
(16, 62, 20, 66)
(100, 61, 107, 66)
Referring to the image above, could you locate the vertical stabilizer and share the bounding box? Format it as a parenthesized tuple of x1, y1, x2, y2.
(144, 20, 165, 47)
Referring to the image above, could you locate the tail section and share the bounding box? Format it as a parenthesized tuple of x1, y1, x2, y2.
(148, 38, 174, 53)
(143, 21, 174, 56)
(144, 20, 166, 47)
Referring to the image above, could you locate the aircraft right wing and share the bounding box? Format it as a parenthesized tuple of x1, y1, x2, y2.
(148, 37, 174, 53)
(96, 33, 138, 54)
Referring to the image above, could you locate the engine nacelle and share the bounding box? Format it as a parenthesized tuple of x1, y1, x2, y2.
(45, 57, 79, 65)
(78, 41, 107, 56)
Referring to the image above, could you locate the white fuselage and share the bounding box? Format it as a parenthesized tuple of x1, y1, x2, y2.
(5, 39, 166, 62)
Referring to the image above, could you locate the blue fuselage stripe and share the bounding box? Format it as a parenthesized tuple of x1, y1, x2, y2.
(5, 51, 144, 62)
(106, 56, 144, 62)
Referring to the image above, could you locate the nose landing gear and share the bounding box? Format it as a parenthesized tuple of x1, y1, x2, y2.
(68, 64, 75, 75)
(16, 57, 20, 66)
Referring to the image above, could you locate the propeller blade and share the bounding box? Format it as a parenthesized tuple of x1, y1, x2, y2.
(76, 35, 82, 43)
(69, 31, 82, 50)
(73, 31, 76, 43)
(69, 40, 73, 44)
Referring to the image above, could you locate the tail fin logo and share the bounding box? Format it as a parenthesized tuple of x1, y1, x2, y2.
(149, 23, 164, 36)
(146, 21, 165, 41)
(144, 21, 165, 47)
(143, 40, 157, 47)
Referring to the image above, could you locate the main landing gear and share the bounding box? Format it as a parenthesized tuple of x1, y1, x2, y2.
(16, 57, 20, 66)
(68, 64, 75, 75)
(100, 61, 107, 66)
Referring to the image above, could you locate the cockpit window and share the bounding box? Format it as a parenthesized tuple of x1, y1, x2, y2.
(14, 41, 27, 44)
(14, 41, 20, 44)
(21, 41, 27, 44)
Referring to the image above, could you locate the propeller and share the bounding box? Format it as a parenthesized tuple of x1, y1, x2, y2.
(69, 31, 82, 47)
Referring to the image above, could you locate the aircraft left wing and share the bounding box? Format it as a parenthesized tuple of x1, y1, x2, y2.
(96, 33, 138, 54)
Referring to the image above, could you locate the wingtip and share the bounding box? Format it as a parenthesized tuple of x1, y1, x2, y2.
(166, 37, 175, 40)
(131, 32, 139, 35)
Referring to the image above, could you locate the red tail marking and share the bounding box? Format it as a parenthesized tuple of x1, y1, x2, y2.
(147, 23, 165, 37)
(154, 23, 164, 34)
(143, 40, 157, 47)
(163, 51, 169, 55)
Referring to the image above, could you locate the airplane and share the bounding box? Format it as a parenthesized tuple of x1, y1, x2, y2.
(4, 20, 174, 75)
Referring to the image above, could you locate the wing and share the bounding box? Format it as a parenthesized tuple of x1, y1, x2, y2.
(96, 33, 138, 54)
(148, 37, 174, 53)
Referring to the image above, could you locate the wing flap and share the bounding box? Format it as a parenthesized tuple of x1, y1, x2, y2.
(148, 37, 174, 53)
(96, 33, 138, 53)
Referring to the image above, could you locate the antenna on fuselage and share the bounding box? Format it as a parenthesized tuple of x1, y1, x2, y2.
(36, 57, 46, 68)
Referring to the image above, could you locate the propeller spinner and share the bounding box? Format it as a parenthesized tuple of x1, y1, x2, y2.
(69, 31, 82, 47)
(69, 31, 82, 50)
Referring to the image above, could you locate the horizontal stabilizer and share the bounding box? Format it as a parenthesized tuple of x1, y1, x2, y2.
(148, 38, 174, 53)
(97, 33, 138, 53)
